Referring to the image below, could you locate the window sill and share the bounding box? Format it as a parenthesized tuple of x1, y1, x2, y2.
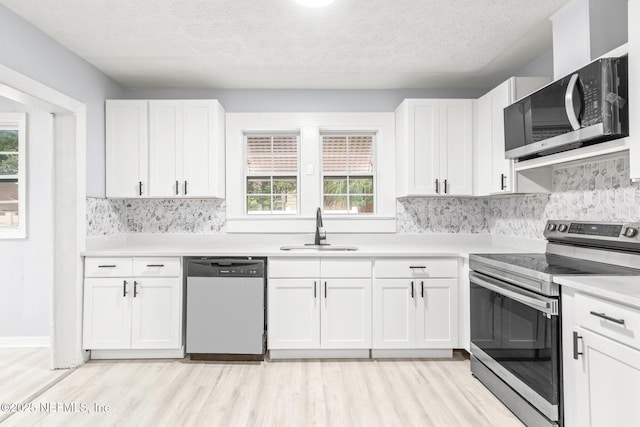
(226, 216, 396, 234)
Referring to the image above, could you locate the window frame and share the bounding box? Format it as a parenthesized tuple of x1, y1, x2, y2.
(321, 132, 377, 215)
(0, 113, 26, 239)
(243, 132, 301, 216)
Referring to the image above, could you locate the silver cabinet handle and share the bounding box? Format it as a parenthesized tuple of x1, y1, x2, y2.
(590, 311, 625, 325)
(573, 331, 583, 360)
(324, 281, 327, 299)
(470, 271, 558, 315)
(175, 180, 179, 195)
(133, 281, 139, 298)
(314, 281, 317, 299)
(139, 181, 143, 196)
(123, 280, 128, 297)
(421, 281, 424, 298)
(98, 265, 116, 268)
(146, 264, 165, 267)
(435, 179, 440, 194)
(443, 179, 448, 194)
(565, 73, 581, 131)
(410, 281, 414, 298)
(409, 266, 426, 269)
(184, 180, 188, 195)
(500, 173, 507, 191)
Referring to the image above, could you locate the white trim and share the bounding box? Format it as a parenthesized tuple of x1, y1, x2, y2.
(90, 347, 185, 360)
(0, 336, 50, 347)
(371, 349, 454, 358)
(268, 349, 369, 359)
(226, 112, 396, 233)
(0, 64, 87, 370)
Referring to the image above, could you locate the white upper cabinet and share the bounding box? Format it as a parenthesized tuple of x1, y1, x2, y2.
(106, 100, 149, 198)
(396, 99, 473, 197)
(106, 99, 225, 199)
(474, 77, 550, 196)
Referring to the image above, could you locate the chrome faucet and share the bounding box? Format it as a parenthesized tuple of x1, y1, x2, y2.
(314, 207, 327, 245)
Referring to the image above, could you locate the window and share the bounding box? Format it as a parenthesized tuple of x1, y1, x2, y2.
(322, 133, 374, 214)
(245, 134, 299, 214)
(0, 113, 26, 238)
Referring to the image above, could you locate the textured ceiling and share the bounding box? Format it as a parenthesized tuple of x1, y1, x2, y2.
(0, 0, 571, 89)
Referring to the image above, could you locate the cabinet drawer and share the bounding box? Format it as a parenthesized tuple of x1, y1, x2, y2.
(374, 258, 458, 278)
(321, 259, 372, 278)
(576, 292, 640, 351)
(85, 257, 133, 277)
(269, 258, 320, 278)
(133, 257, 181, 277)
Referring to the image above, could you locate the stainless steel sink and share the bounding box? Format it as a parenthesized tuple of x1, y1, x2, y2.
(280, 244, 358, 251)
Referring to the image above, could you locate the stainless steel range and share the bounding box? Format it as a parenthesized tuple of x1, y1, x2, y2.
(469, 220, 640, 427)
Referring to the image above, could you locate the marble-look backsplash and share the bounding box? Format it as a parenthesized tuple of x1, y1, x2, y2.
(88, 153, 640, 239)
(87, 198, 225, 236)
(396, 153, 640, 239)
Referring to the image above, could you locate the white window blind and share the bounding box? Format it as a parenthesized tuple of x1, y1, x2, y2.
(322, 134, 375, 214)
(245, 134, 299, 214)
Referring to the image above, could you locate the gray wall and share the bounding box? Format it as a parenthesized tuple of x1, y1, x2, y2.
(513, 49, 554, 78)
(0, 98, 51, 337)
(123, 88, 485, 113)
(0, 5, 125, 198)
(589, 0, 628, 59)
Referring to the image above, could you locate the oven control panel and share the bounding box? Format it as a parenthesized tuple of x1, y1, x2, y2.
(544, 220, 640, 243)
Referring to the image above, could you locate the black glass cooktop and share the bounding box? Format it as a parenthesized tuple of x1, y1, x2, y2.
(472, 253, 640, 277)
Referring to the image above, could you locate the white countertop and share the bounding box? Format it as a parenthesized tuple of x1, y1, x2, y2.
(83, 233, 546, 259)
(555, 275, 640, 309)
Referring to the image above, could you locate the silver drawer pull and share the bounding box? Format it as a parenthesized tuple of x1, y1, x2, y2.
(98, 265, 117, 268)
(146, 264, 165, 268)
(409, 266, 426, 269)
(590, 311, 625, 325)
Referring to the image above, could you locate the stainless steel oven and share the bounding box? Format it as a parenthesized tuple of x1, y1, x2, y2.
(470, 271, 560, 424)
(469, 220, 640, 427)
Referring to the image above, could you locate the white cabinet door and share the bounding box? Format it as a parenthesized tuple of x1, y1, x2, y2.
(373, 279, 416, 349)
(321, 279, 372, 349)
(411, 101, 440, 196)
(396, 100, 440, 196)
(440, 100, 473, 195)
(490, 81, 513, 193)
(149, 101, 182, 197)
(105, 100, 148, 198)
(82, 278, 132, 349)
(130, 278, 182, 349)
(574, 327, 640, 427)
(416, 279, 458, 348)
(268, 279, 320, 349)
(182, 100, 225, 198)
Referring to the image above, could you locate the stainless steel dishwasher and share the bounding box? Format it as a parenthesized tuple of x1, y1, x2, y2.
(186, 257, 266, 361)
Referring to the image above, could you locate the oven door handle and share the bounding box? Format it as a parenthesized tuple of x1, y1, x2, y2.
(470, 271, 558, 316)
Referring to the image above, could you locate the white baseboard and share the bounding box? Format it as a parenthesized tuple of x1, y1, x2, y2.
(268, 349, 370, 360)
(0, 336, 50, 348)
(90, 347, 185, 360)
(371, 349, 453, 359)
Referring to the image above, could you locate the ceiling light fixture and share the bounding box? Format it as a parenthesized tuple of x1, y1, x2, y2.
(294, 0, 336, 8)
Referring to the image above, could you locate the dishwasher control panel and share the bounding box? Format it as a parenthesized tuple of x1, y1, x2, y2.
(187, 258, 265, 278)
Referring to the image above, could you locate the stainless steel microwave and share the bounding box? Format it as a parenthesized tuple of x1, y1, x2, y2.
(504, 56, 628, 161)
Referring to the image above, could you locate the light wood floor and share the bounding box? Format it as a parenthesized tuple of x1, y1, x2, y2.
(0, 347, 72, 423)
(2, 353, 523, 427)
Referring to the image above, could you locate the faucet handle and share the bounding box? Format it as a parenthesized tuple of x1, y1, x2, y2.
(318, 227, 327, 241)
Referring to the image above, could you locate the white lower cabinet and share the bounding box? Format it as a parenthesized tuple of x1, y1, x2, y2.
(373, 278, 457, 349)
(373, 258, 458, 351)
(267, 258, 372, 352)
(83, 257, 183, 357)
(562, 288, 640, 426)
(267, 278, 320, 349)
